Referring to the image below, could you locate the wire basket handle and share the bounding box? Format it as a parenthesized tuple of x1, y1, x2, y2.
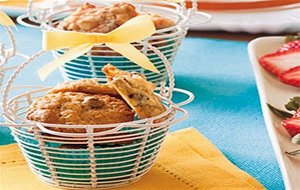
(177, 0, 197, 26)
(179, 0, 212, 28)
(16, 0, 64, 28)
(171, 88, 194, 107)
(1, 25, 29, 68)
(1, 43, 175, 112)
(1, 26, 30, 110)
(181, 0, 198, 17)
(0, 26, 17, 62)
(1, 50, 46, 115)
(27, 0, 59, 24)
(146, 44, 174, 99)
(2, 40, 176, 114)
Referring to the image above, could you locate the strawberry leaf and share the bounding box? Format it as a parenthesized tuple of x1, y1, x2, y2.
(291, 134, 300, 144)
(267, 104, 293, 119)
(285, 97, 300, 111)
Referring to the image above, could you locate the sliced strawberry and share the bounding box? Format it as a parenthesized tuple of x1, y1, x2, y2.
(278, 40, 300, 53)
(259, 49, 300, 77)
(282, 118, 300, 137)
(293, 109, 300, 119)
(279, 66, 300, 87)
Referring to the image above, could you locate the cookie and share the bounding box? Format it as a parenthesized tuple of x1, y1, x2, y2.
(102, 65, 166, 119)
(26, 92, 134, 133)
(57, 3, 174, 33)
(49, 79, 119, 96)
(57, 3, 138, 33)
(101, 64, 137, 82)
(56, 3, 175, 57)
(148, 13, 175, 30)
(102, 64, 155, 91)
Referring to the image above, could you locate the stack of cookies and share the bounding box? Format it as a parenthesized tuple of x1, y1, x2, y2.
(27, 64, 167, 132)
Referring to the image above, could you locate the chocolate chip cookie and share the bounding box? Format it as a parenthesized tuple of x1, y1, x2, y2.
(102, 64, 166, 119)
(26, 92, 134, 133)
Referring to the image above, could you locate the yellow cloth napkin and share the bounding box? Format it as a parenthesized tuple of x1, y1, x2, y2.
(0, 128, 265, 190)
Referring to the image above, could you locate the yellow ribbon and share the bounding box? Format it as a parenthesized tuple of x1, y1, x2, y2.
(38, 15, 159, 81)
(0, 9, 16, 27)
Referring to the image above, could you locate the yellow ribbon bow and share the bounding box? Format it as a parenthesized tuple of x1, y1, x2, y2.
(38, 15, 159, 81)
(0, 9, 16, 27)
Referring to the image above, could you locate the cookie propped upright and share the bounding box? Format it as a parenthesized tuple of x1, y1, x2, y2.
(102, 64, 166, 119)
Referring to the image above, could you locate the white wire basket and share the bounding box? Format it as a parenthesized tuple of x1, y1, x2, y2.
(1, 40, 194, 189)
(17, 0, 211, 84)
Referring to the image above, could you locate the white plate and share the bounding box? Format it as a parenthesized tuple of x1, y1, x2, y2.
(191, 5, 300, 33)
(248, 36, 300, 190)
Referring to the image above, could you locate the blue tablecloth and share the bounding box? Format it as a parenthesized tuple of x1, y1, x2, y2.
(0, 25, 284, 189)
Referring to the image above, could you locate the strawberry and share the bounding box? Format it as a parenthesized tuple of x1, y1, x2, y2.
(278, 40, 300, 53)
(282, 118, 300, 137)
(279, 66, 300, 87)
(292, 109, 300, 119)
(259, 49, 300, 77)
(282, 108, 300, 137)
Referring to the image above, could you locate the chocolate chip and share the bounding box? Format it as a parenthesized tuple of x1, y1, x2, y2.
(133, 93, 144, 101)
(128, 93, 146, 102)
(83, 97, 104, 109)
